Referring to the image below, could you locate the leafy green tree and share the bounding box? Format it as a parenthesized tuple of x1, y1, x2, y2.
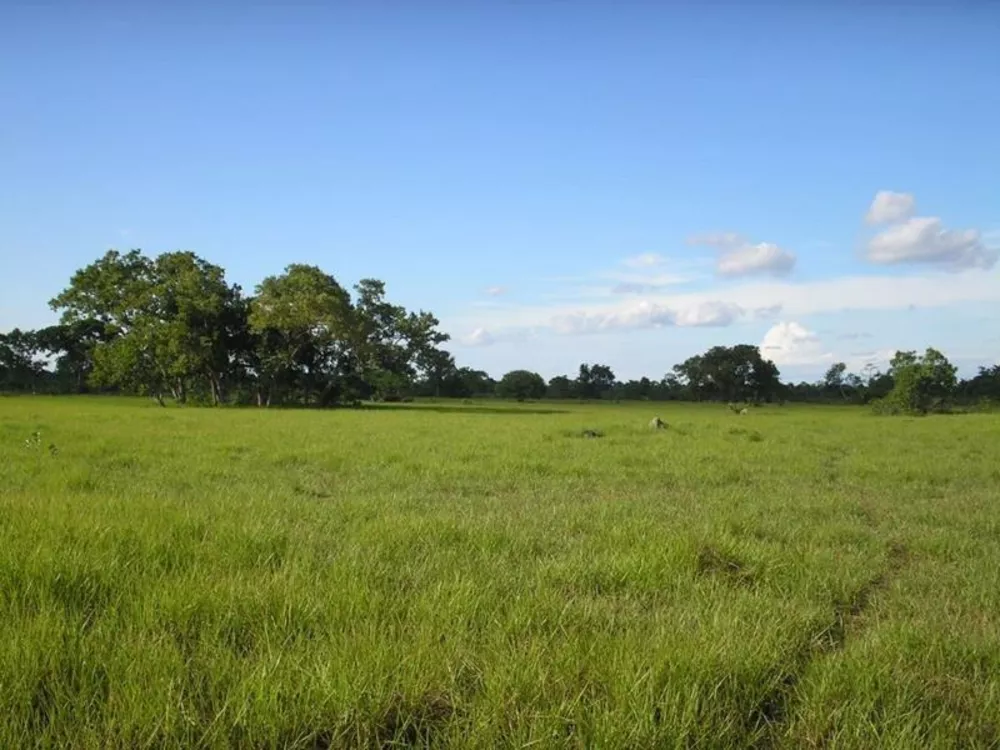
(496, 369, 546, 400)
(0, 329, 46, 392)
(546, 375, 575, 399)
(451, 367, 496, 398)
(673, 344, 781, 402)
(576, 363, 616, 399)
(961, 365, 1000, 401)
(50, 249, 245, 404)
(879, 347, 958, 414)
(349, 278, 450, 401)
(249, 264, 354, 406)
(33, 319, 106, 393)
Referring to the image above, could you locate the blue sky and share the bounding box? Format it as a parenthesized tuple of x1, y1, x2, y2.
(2, 2, 998, 382)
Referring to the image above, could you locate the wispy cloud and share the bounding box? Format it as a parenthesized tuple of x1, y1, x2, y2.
(446, 267, 1000, 346)
(622, 252, 666, 268)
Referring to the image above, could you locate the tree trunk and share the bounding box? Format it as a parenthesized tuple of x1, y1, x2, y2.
(208, 374, 223, 406)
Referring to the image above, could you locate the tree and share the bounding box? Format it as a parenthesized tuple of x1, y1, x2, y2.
(496, 370, 546, 400)
(823, 362, 846, 395)
(249, 264, 354, 406)
(879, 347, 958, 414)
(0, 329, 46, 392)
(673, 344, 781, 402)
(33, 319, 107, 393)
(450, 367, 496, 398)
(49, 249, 245, 404)
(547, 375, 575, 399)
(576, 363, 616, 399)
(348, 278, 450, 401)
(961, 365, 1000, 401)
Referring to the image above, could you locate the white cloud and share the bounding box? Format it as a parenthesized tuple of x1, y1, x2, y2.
(483, 285, 507, 297)
(865, 190, 915, 225)
(674, 301, 743, 327)
(622, 252, 665, 268)
(546, 299, 743, 336)
(866, 216, 997, 270)
(445, 266, 1000, 345)
(461, 328, 495, 346)
(717, 242, 796, 277)
(753, 304, 783, 319)
(689, 232, 796, 277)
(550, 301, 676, 335)
(760, 322, 833, 366)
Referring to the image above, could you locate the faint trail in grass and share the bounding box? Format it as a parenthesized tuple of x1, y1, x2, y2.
(750, 541, 910, 748)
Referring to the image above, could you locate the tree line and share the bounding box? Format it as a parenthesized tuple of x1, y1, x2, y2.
(2, 249, 998, 413)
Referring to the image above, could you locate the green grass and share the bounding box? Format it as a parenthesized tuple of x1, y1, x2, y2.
(1, 396, 999, 748)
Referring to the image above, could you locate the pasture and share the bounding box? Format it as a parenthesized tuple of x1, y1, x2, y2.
(1, 396, 998, 748)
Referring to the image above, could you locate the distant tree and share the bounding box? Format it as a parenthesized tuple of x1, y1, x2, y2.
(960, 364, 1000, 401)
(33, 319, 107, 393)
(496, 369, 546, 400)
(451, 367, 496, 398)
(546, 375, 575, 399)
(576, 363, 616, 399)
(878, 347, 957, 414)
(673, 344, 781, 402)
(0, 329, 46, 392)
(823, 362, 847, 397)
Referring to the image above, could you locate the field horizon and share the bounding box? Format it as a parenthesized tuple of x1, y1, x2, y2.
(2, 396, 998, 748)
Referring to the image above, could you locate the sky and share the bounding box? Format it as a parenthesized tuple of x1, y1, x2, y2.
(2, 2, 998, 382)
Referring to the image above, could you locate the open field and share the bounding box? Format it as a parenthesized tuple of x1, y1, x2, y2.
(1, 397, 999, 748)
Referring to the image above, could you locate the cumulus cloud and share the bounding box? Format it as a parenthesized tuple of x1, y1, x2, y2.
(866, 216, 997, 270)
(760, 322, 833, 366)
(717, 242, 797, 277)
(862, 191, 997, 270)
(689, 232, 796, 277)
(865, 190, 915, 225)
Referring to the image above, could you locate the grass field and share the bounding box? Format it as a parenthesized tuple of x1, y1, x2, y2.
(1, 396, 999, 748)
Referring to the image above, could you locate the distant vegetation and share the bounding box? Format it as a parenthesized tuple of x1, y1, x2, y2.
(2, 249, 998, 413)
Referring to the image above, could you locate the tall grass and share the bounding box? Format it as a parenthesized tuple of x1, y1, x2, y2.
(1, 397, 998, 748)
